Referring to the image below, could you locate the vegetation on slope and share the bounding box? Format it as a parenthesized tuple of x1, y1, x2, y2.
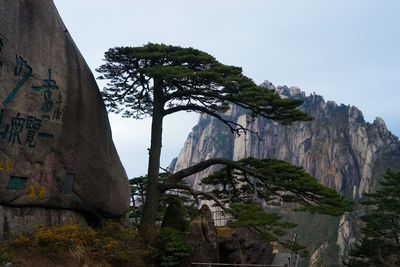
(0, 222, 151, 267)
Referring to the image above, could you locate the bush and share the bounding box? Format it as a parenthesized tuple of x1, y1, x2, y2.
(0, 249, 12, 265)
(11, 224, 96, 251)
(92, 221, 150, 267)
(9, 221, 151, 266)
(156, 228, 192, 267)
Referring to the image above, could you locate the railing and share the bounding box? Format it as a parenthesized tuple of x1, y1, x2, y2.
(190, 263, 285, 267)
(211, 210, 232, 227)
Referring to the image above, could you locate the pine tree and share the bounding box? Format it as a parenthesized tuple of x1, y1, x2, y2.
(346, 170, 400, 266)
(97, 43, 351, 241)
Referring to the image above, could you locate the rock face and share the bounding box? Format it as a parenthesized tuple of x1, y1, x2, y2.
(185, 205, 220, 264)
(0, 0, 130, 236)
(218, 228, 274, 265)
(185, 205, 274, 265)
(170, 81, 400, 265)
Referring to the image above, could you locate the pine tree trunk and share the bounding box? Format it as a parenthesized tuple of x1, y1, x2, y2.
(139, 78, 164, 242)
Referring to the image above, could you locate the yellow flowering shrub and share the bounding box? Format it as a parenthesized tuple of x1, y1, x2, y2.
(92, 221, 151, 266)
(9, 221, 151, 266)
(12, 224, 97, 251)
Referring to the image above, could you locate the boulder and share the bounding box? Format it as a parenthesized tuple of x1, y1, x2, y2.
(0, 0, 130, 234)
(0, 205, 88, 239)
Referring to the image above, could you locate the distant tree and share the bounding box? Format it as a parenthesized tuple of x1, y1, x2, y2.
(129, 176, 147, 224)
(161, 197, 188, 232)
(345, 170, 400, 267)
(97, 43, 351, 242)
(129, 173, 193, 225)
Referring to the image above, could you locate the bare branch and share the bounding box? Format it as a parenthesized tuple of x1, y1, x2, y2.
(159, 166, 172, 174)
(163, 104, 262, 139)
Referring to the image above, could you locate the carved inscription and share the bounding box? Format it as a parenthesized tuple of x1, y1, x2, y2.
(32, 69, 59, 120)
(53, 91, 62, 120)
(2, 56, 32, 106)
(27, 183, 45, 199)
(0, 33, 63, 148)
(30, 173, 53, 184)
(0, 111, 54, 147)
(0, 157, 12, 171)
(27, 173, 53, 199)
(0, 39, 63, 119)
(7, 176, 27, 190)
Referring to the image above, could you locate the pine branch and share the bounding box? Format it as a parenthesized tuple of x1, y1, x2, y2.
(167, 183, 226, 210)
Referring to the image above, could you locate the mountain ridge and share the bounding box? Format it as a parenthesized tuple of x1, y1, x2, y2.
(169, 80, 400, 265)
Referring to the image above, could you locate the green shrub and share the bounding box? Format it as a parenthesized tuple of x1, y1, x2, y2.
(0, 249, 12, 265)
(157, 228, 192, 267)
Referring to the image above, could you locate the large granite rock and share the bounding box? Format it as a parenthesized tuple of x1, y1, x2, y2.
(0, 205, 88, 239)
(170, 81, 400, 265)
(0, 0, 130, 234)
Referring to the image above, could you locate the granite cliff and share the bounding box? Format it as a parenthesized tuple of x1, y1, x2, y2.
(170, 81, 400, 266)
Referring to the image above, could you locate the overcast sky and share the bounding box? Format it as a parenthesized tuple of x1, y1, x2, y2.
(54, 0, 400, 178)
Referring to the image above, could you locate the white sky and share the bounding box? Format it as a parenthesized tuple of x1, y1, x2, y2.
(54, 0, 400, 178)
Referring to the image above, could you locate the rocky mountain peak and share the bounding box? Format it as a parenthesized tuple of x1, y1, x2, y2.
(373, 116, 387, 130)
(260, 80, 306, 99)
(170, 80, 400, 265)
(276, 85, 306, 99)
(260, 80, 276, 89)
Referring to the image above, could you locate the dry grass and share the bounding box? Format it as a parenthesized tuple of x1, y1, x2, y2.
(216, 226, 235, 237)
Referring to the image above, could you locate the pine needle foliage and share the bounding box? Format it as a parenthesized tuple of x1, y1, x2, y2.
(97, 43, 311, 130)
(346, 170, 400, 267)
(201, 157, 353, 216)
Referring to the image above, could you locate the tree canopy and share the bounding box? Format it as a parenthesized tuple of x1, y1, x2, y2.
(197, 157, 352, 216)
(97, 43, 351, 243)
(97, 43, 311, 133)
(346, 170, 400, 266)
